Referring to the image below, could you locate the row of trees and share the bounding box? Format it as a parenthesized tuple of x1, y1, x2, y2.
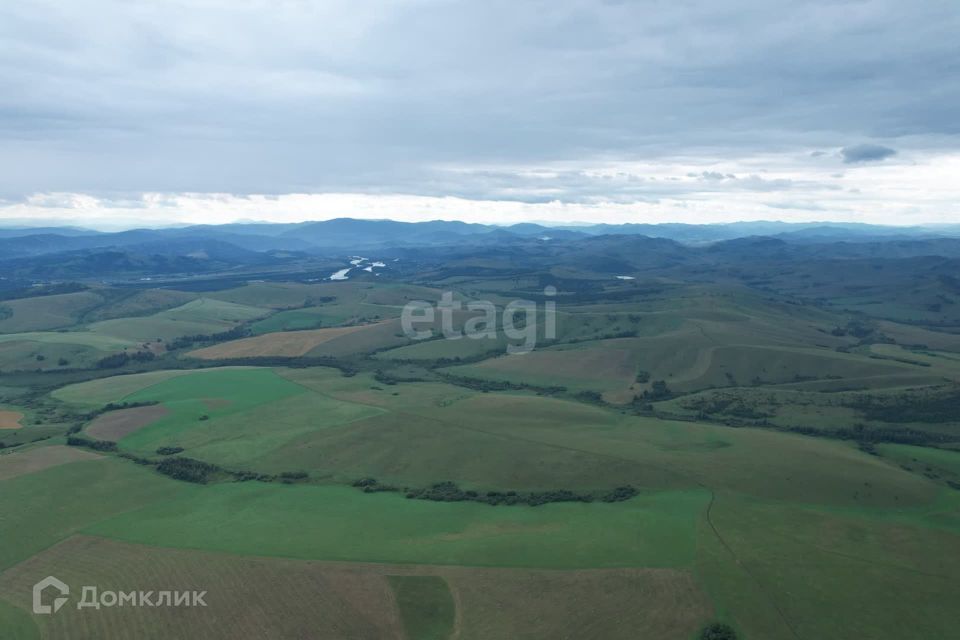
(353, 478, 639, 507)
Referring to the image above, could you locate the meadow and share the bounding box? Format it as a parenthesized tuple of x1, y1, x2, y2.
(0, 259, 959, 639)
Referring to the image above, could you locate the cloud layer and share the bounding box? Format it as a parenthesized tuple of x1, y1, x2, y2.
(1, 0, 957, 226)
(841, 144, 898, 164)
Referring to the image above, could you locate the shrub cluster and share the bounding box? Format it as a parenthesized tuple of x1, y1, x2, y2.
(95, 350, 156, 369)
(354, 479, 639, 507)
(155, 446, 184, 455)
(156, 457, 219, 483)
(66, 436, 118, 452)
(166, 325, 250, 351)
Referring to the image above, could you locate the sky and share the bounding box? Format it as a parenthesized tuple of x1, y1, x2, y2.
(1, 0, 958, 229)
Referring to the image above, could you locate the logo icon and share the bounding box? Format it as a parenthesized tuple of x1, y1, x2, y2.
(33, 576, 69, 615)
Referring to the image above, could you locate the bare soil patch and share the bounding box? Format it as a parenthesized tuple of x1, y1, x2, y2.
(85, 405, 170, 442)
(0, 410, 23, 429)
(0, 446, 102, 481)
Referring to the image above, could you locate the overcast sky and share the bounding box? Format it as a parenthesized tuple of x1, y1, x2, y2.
(1, 0, 958, 229)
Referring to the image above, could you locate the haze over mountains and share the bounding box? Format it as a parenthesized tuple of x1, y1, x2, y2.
(3, 218, 960, 257)
(2, 217, 960, 288)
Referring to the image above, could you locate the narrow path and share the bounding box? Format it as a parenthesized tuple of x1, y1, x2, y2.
(703, 490, 802, 640)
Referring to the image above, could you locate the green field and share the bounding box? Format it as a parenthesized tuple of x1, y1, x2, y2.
(88, 298, 270, 343)
(51, 367, 257, 406)
(86, 483, 706, 568)
(0, 459, 187, 571)
(388, 576, 455, 640)
(0, 291, 107, 333)
(1, 262, 959, 638)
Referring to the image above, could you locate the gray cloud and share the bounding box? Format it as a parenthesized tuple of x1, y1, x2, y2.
(841, 144, 898, 164)
(0, 0, 956, 210)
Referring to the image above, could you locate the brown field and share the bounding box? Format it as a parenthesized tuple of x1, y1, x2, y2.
(0, 446, 102, 482)
(472, 344, 637, 383)
(0, 410, 23, 429)
(447, 565, 711, 640)
(0, 536, 403, 640)
(0, 535, 713, 640)
(188, 324, 382, 359)
(85, 405, 171, 442)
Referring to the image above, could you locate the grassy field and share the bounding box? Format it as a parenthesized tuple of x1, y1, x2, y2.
(117, 369, 307, 454)
(86, 483, 706, 569)
(878, 444, 960, 484)
(249, 307, 331, 333)
(87, 298, 270, 343)
(0, 331, 133, 351)
(0, 291, 106, 333)
(0, 536, 714, 640)
(63, 367, 381, 473)
(388, 576, 455, 640)
(697, 491, 960, 639)
(0, 598, 38, 640)
(0, 536, 405, 640)
(255, 374, 938, 506)
(81, 289, 198, 322)
(51, 367, 257, 406)
(0, 330, 135, 372)
(0, 446, 102, 482)
(85, 405, 171, 441)
(0, 458, 188, 571)
(187, 324, 380, 359)
(1, 271, 959, 638)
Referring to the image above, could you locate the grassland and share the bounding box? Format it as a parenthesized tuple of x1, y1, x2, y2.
(117, 369, 307, 454)
(0, 536, 405, 640)
(388, 576, 455, 640)
(0, 536, 714, 640)
(86, 483, 706, 568)
(252, 374, 936, 506)
(878, 444, 960, 483)
(187, 324, 380, 359)
(0, 598, 38, 640)
(85, 405, 171, 441)
(0, 458, 188, 571)
(0, 330, 134, 372)
(0, 291, 106, 333)
(60, 367, 381, 473)
(88, 298, 270, 343)
(51, 367, 257, 406)
(696, 491, 960, 639)
(0, 446, 102, 482)
(1, 270, 959, 638)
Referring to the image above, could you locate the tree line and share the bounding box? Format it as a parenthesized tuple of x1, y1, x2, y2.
(352, 478, 639, 507)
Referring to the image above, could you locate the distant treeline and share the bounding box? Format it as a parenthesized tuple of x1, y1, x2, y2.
(0, 282, 88, 301)
(352, 478, 639, 507)
(95, 350, 156, 369)
(66, 436, 118, 452)
(843, 390, 960, 424)
(80, 401, 159, 422)
(166, 325, 250, 350)
(781, 423, 954, 446)
(437, 372, 567, 395)
(65, 438, 312, 485)
(196, 355, 358, 376)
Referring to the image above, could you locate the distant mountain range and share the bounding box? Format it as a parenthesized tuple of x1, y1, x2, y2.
(2, 218, 960, 286)
(2, 218, 960, 254)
